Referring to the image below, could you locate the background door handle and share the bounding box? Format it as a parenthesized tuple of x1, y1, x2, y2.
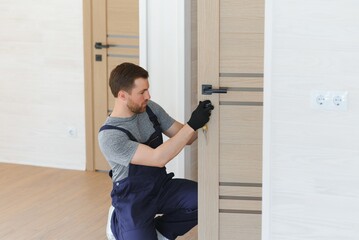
(202, 84, 228, 95)
(94, 42, 110, 49)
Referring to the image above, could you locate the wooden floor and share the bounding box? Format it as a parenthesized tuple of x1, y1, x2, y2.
(0, 163, 197, 240)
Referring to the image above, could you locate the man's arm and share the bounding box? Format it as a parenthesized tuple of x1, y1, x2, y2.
(131, 100, 213, 168)
(131, 124, 195, 167)
(164, 121, 198, 145)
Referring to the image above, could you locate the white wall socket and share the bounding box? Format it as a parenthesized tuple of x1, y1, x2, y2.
(311, 91, 348, 111)
(67, 127, 78, 138)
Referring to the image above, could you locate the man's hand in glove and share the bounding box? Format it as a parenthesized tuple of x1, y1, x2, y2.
(187, 100, 214, 131)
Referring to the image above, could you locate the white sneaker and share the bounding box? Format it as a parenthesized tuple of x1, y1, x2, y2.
(106, 205, 116, 240)
(156, 230, 169, 240)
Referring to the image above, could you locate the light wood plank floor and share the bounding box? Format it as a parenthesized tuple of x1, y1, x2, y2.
(0, 163, 197, 240)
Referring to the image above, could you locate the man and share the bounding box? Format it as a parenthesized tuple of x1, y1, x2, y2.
(98, 62, 214, 240)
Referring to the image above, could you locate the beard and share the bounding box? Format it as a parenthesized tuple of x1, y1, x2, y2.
(127, 99, 147, 114)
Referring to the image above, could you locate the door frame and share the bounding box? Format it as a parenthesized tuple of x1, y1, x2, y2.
(83, 0, 95, 171)
(262, 0, 273, 239)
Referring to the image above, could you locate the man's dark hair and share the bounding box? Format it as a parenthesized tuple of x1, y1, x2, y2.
(109, 62, 149, 97)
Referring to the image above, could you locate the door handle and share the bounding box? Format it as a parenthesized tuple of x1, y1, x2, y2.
(94, 42, 110, 49)
(202, 84, 228, 95)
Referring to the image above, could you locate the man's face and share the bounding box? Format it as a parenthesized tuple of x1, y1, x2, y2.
(127, 78, 151, 114)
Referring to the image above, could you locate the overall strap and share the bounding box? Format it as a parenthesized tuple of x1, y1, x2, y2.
(99, 125, 138, 142)
(146, 106, 161, 131)
(99, 106, 161, 141)
(99, 125, 138, 179)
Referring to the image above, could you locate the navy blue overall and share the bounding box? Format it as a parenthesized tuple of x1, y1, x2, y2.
(99, 106, 198, 240)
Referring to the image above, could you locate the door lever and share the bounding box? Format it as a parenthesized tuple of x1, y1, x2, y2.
(94, 42, 110, 49)
(202, 84, 228, 95)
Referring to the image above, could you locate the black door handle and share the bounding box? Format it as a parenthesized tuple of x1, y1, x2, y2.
(94, 42, 110, 49)
(202, 84, 228, 95)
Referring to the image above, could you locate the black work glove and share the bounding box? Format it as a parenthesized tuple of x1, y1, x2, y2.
(187, 100, 214, 131)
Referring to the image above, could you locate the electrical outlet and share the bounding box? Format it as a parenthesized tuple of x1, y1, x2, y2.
(333, 96, 343, 106)
(331, 91, 348, 111)
(316, 94, 326, 105)
(311, 91, 348, 111)
(311, 91, 330, 109)
(67, 127, 78, 138)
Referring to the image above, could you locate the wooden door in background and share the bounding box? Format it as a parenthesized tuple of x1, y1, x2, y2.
(198, 0, 264, 239)
(91, 0, 139, 171)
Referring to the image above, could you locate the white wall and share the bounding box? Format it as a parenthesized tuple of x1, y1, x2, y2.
(144, 0, 189, 177)
(264, 1, 359, 239)
(0, 0, 85, 170)
(0, 1, 188, 175)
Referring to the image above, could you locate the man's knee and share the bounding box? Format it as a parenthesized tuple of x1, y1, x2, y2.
(182, 180, 198, 210)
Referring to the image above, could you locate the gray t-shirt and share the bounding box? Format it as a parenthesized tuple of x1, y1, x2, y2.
(98, 100, 175, 182)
